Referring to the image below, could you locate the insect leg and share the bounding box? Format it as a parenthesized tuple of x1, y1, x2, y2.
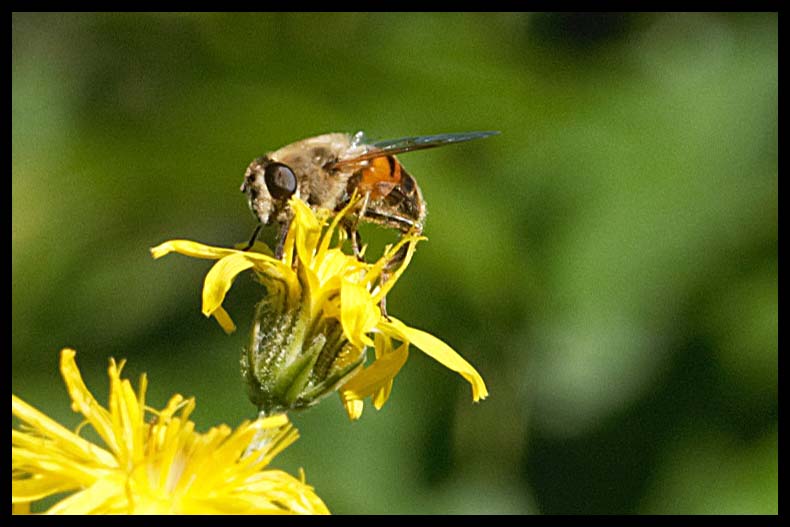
(378, 280, 391, 320)
(377, 242, 410, 320)
(357, 191, 370, 219)
(274, 216, 292, 261)
(341, 191, 371, 261)
(344, 223, 365, 261)
(241, 223, 263, 251)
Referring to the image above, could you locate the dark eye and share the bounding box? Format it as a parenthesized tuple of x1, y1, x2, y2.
(264, 163, 297, 200)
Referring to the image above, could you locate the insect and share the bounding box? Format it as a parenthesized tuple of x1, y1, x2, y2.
(240, 130, 500, 267)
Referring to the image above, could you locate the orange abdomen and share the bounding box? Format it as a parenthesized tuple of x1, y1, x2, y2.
(358, 156, 402, 198)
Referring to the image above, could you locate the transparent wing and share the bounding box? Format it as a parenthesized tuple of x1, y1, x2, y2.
(329, 130, 500, 168)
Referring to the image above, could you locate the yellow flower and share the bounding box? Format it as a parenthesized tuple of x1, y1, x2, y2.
(11, 349, 329, 515)
(151, 196, 488, 420)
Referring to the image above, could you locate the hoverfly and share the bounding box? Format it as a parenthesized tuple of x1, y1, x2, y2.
(240, 130, 499, 261)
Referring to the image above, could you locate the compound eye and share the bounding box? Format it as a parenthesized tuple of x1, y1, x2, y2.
(264, 163, 297, 200)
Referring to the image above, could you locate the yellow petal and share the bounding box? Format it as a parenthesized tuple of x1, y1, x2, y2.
(104, 357, 148, 467)
(373, 237, 423, 302)
(233, 240, 274, 256)
(340, 279, 379, 349)
(368, 235, 425, 300)
(59, 349, 121, 456)
(373, 330, 392, 360)
(341, 340, 409, 410)
(295, 258, 322, 318)
(12, 476, 78, 503)
(280, 217, 298, 268)
(290, 198, 323, 266)
(315, 194, 360, 263)
(316, 248, 364, 284)
(11, 395, 116, 468)
(338, 390, 365, 421)
(371, 333, 398, 409)
(136, 373, 148, 426)
(237, 471, 330, 514)
(201, 253, 255, 318)
(309, 274, 342, 321)
(45, 475, 127, 514)
(150, 240, 239, 260)
(244, 417, 298, 469)
(380, 318, 489, 402)
(211, 306, 237, 334)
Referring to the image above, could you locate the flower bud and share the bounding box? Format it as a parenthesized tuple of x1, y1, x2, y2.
(242, 269, 365, 414)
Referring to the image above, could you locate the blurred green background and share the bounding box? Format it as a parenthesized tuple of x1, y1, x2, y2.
(12, 13, 777, 514)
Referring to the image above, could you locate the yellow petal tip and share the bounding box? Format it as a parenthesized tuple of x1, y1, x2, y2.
(210, 306, 237, 334)
(149, 243, 172, 259)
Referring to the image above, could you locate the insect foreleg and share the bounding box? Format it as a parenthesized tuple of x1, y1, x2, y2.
(274, 216, 292, 261)
(241, 223, 263, 252)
